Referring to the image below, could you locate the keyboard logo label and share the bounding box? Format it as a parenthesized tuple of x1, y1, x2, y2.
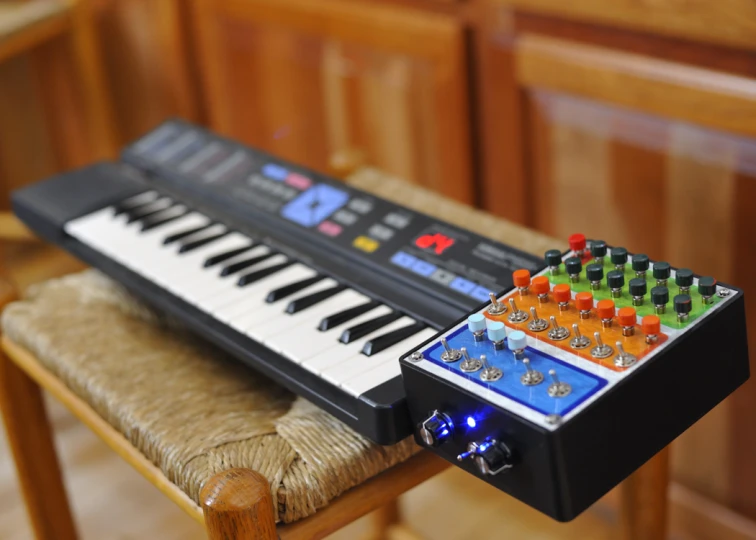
(415, 232, 455, 255)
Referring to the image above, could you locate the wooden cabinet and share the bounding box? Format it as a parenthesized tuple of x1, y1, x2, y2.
(190, 0, 473, 202)
(480, 0, 756, 523)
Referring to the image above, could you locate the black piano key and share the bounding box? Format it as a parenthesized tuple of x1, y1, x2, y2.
(266, 275, 324, 303)
(318, 301, 379, 331)
(238, 261, 294, 287)
(285, 285, 346, 314)
(125, 200, 172, 223)
(113, 192, 157, 216)
(178, 231, 228, 253)
(339, 312, 402, 344)
(204, 245, 255, 268)
(361, 321, 425, 356)
(220, 252, 275, 277)
(163, 223, 213, 245)
(140, 207, 187, 232)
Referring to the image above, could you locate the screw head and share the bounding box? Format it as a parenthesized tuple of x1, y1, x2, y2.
(409, 351, 424, 362)
(545, 414, 562, 425)
(717, 288, 731, 298)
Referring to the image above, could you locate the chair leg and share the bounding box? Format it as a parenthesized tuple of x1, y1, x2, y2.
(368, 500, 401, 540)
(201, 468, 277, 540)
(0, 280, 78, 540)
(620, 446, 670, 540)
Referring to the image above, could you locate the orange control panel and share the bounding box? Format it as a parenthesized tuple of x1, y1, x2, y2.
(485, 269, 667, 372)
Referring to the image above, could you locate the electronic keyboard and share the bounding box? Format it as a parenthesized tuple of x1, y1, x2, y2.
(13, 119, 543, 444)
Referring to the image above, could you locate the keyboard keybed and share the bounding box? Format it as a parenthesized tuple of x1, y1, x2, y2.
(65, 191, 436, 397)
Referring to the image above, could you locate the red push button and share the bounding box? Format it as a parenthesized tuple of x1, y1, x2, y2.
(513, 269, 531, 288)
(642, 315, 661, 335)
(618, 307, 637, 327)
(569, 233, 586, 253)
(553, 284, 571, 304)
(575, 292, 594, 312)
(531, 276, 550, 296)
(596, 299, 616, 320)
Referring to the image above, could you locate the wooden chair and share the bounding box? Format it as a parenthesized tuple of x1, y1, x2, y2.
(0, 170, 670, 540)
(0, 0, 117, 236)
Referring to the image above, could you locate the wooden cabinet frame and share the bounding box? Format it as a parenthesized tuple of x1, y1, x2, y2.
(190, 0, 474, 203)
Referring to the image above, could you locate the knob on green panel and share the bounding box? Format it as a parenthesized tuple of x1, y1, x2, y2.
(675, 268, 694, 287)
(611, 247, 628, 265)
(653, 262, 671, 280)
(607, 270, 624, 289)
(674, 294, 692, 314)
(565, 257, 582, 275)
(590, 240, 607, 258)
(698, 276, 717, 296)
(586, 263, 604, 282)
(544, 249, 563, 267)
(629, 278, 647, 297)
(650, 286, 669, 305)
(632, 254, 650, 272)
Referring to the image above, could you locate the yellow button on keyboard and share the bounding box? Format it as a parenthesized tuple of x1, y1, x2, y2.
(353, 235, 380, 253)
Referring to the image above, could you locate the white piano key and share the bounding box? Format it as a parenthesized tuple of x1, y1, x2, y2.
(260, 290, 370, 353)
(277, 304, 391, 364)
(340, 328, 437, 396)
(302, 316, 413, 375)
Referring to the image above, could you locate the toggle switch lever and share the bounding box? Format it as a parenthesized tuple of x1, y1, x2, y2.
(457, 439, 514, 476)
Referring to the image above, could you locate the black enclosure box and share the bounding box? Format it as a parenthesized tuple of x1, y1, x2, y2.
(400, 288, 749, 521)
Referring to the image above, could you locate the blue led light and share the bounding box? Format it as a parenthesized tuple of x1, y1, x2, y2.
(466, 416, 477, 428)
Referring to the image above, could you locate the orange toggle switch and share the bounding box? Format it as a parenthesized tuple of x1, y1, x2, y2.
(531, 276, 550, 296)
(553, 283, 571, 304)
(513, 269, 531, 288)
(618, 307, 637, 327)
(596, 299, 616, 321)
(569, 233, 586, 253)
(575, 292, 594, 312)
(642, 315, 661, 336)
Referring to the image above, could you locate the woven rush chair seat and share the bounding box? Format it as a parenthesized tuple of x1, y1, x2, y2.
(0, 169, 564, 527)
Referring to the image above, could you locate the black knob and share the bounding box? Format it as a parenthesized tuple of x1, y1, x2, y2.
(653, 262, 671, 280)
(698, 276, 717, 297)
(591, 240, 607, 258)
(611, 247, 628, 266)
(544, 249, 563, 267)
(632, 254, 649, 272)
(674, 294, 692, 314)
(565, 257, 582, 275)
(650, 286, 669, 306)
(675, 268, 694, 288)
(607, 270, 624, 289)
(418, 412, 452, 447)
(629, 278, 647, 297)
(586, 263, 604, 282)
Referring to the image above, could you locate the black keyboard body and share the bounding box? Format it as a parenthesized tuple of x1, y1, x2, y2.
(13, 120, 544, 444)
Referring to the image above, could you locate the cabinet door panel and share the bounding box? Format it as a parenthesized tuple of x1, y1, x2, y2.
(191, 0, 472, 202)
(528, 90, 756, 507)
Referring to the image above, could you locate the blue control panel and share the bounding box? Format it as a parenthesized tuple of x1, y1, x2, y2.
(423, 326, 607, 417)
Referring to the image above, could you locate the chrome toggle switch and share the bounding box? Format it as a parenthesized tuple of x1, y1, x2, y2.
(457, 439, 514, 476)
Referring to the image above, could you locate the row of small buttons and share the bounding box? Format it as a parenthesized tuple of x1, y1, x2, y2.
(391, 251, 491, 302)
